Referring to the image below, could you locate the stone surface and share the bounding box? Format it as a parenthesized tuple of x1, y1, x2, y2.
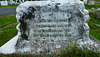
(0, 1, 100, 54)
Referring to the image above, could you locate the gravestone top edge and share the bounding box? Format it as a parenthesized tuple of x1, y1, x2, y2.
(17, 1, 84, 8)
(16, 1, 85, 20)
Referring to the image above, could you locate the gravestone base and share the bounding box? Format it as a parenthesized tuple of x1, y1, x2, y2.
(0, 1, 100, 54)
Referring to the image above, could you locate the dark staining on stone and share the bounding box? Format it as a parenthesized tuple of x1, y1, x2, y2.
(27, 7, 36, 19)
(68, 18, 71, 22)
(35, 6, 41, 11)
(19, 7, 36, 40)
(51, 40, 54, 42)
(49, 13, 53, 16)
(55, 4, 59, 11)
(78, 26, 85, 36)
(75, 12, 84, 22)
(68, 23, 72, 27)
(44, 38, 45, 39)
(68, 16, 73, 22)
(65, 33, 71, 37)
(15, 37, 27, 50)
(70, 12, 72, 14)
(48, 4, 51, 6)
(55, 5, 59, 9)
(19, 20, 28, 40)
(76, 12, 83, 18)
(39, 48, 50, 54)
(55, 3, 60, 6)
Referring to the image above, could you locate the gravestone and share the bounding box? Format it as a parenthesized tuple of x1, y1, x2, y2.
(88, 0, 95, 5)
(0, 0, 100, 54)
(9, 0, 14, 4)
(1, 1, 8, 6)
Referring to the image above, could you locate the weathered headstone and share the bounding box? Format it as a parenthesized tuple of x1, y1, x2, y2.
(1, 1, 8, 6)
(0, 0, 100, 54)
(88, 0, 95, 5)
(9, 0, 14, 4)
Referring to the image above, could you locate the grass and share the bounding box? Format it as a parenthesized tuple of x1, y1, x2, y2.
(0, 15, 18, 46)
(88, 12, 100, 40)
(95, 0, 100, 1)
(0, 4, 18, 8)
(61, 43, 100, 57)
(85, 3, 100, 40)
(0, 23, 18, 46)
(84, 3, 100, 40)
(0, 15, 17, 28)
(85, 3, 100, 9)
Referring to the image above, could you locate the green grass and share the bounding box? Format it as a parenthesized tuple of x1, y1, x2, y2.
(95, 0, 100, 1)
(61, 43, 100, 57)
(0, 15, 17, 28)
(85, 3, 100, 9)
(0, 23, 18, 46)
(0, 4, 18, 8)
(0, 15, 18, 46)
(85, 3, 100, 41)
(88, 12, 100, 40)
(85, 3, 100, 40)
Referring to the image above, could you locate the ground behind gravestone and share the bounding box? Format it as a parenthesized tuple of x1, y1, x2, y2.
(0, 15, 18, 46)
